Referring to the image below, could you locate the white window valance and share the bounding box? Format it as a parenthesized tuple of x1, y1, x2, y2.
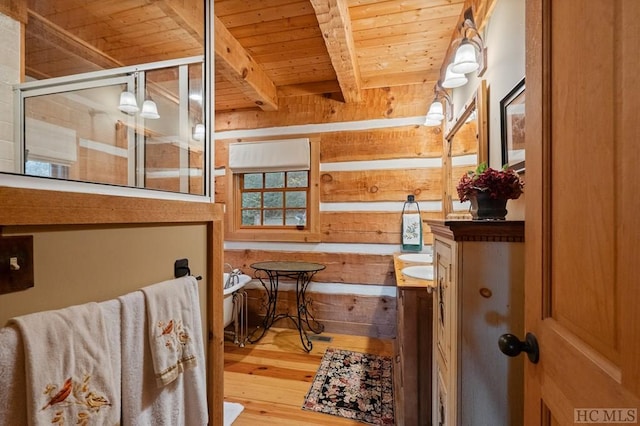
(228, 138, 310, 173)
(25, 118, 77, 165)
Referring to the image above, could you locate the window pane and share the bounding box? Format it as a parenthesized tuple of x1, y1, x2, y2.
(264, 209, 283, 225)
(287, 171, 308, 187)
(25, 161, 52, 177)
(242, 192, 261, 208)
(286, 191, 307, 208)
(243, 173, 263, 189)
(265, 172, 284, 188)
(242, 209, 261, 226)
(286, 209, 306, 226)
(263, 191, 283, 208)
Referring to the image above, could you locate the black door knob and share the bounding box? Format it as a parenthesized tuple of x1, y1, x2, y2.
(498, 332, 539, 364)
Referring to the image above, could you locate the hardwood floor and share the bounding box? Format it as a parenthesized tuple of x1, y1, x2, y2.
(224, 327, 395, 425)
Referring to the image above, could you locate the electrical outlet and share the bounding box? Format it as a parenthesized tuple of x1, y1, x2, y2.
(0, 235, 34, 295)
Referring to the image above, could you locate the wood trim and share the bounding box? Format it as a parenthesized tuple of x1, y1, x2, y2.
(0, 186, 225, 426)
(0, 186, 221, 225)
(426, 219, 524, 242)
(225, 137, 321, 243)
(0, 0, 27, 24)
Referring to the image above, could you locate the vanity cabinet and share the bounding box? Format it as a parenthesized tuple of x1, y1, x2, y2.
(393, 254, 433, 425)
(427, 220, 524, 426)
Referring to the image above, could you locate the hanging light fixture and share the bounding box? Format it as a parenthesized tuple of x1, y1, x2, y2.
(442, 63, 468, 89)
(424, 82, 452, 127)
(118, 91, 139, 114)
(425, 101, 445, 121)
(140, 99, 160, 119)
(424, 117, 443, 127)
(451, 8, 487, 76)
(452, 41, 479, 74)
(193, 123, 205, 141)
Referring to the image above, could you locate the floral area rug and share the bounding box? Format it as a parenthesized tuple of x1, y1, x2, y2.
(302, 348, 394, 425)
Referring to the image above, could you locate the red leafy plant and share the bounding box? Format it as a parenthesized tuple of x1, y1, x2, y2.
(456, 163, 524, 202)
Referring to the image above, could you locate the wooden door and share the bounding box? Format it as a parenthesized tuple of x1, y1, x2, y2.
(524, 0, 640, 424)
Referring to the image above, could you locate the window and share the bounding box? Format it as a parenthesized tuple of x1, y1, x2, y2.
(25, 160, 69, 179)
(226, 138, 320, 242)
(240, 171, 309, 227)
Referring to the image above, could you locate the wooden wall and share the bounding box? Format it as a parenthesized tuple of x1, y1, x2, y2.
(215, 82, 444, 339)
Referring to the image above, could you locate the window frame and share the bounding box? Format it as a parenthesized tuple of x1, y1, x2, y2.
(239, 170, 309, 229)
(224, 137, 321, 242)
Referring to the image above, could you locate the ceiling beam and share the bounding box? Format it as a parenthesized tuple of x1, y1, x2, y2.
(154, 0, 204, 43)
(27, 10, 125, 70)
(310, 0, 362, 103)
(213, 15, 278, 111)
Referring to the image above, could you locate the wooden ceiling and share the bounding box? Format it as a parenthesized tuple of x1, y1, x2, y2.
(21, 0, 473, 113)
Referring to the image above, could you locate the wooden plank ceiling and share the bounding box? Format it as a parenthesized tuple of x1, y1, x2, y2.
(23, 0, 466, 113)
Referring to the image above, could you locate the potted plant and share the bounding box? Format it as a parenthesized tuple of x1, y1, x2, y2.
(456, 163, 524, 220)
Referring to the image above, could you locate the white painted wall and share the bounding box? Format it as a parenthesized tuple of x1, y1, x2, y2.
(0, 13, 20, 173)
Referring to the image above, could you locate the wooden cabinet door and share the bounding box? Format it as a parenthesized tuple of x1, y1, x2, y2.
(525, 0, 640, 424)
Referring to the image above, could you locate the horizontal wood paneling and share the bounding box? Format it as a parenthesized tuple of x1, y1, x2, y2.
(224, 250, 395, 286)
(320, 211, 439, 245)
(320, 125, 443, 162)
(215, 83, 431, 130)
(320, 168, 442, 202)
(244, 289, 396, 339)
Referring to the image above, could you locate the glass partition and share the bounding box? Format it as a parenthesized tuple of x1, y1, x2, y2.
(18, 57, 206, 195)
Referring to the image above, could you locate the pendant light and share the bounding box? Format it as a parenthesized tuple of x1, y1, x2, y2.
(118, 91, 139, 114)
(193, 123, 205, 141)
(424, 82, 452, 127)
(451, 40, 479, 74)
(140, 99, 160, 119)
(425, 101, 445, 121)
(441, 64, 468, 89)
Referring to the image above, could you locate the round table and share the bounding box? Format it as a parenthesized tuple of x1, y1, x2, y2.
(248, 261, 326, 351)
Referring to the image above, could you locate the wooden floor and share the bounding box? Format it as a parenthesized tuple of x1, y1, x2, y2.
(224, 327, 395, 425)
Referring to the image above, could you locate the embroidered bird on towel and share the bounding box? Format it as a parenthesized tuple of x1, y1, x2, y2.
(42, 377, 73, 410)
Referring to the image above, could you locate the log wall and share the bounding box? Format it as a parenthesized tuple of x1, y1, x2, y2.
(216, 83, 445, 339)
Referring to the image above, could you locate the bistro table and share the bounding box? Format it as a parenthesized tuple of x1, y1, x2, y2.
(248, 261, 325, 351)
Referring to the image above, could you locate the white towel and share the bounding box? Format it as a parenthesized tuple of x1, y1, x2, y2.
(224, 402, 245, 426)
(142, 276, 199, 387)
(99, 298, 122, 423)
(120, 277, 208, 426)
(0, 324, 27, 426)
(8, 302, 119, 426)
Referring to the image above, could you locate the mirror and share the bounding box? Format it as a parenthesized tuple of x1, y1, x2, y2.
(442, 80, 488, 217)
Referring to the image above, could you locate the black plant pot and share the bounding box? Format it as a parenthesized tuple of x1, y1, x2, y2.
(469, 192, 508, 220)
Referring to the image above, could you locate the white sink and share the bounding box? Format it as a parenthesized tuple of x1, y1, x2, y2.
(401, 265, 434, 281)
(398, 253, 433, 263)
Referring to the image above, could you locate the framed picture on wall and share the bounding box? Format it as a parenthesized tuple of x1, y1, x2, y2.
(500, 78, 526, 173)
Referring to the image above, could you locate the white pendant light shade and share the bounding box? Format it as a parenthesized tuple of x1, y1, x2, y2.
(140, 100, 160, 119)
(424, 117, 442, 127)
(441, 64, 468, 89)
(193, 124, 205, 141)
(451, 41, 479, 74)
(426, 101, 445, 121)
(118, 91, 139, 113)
